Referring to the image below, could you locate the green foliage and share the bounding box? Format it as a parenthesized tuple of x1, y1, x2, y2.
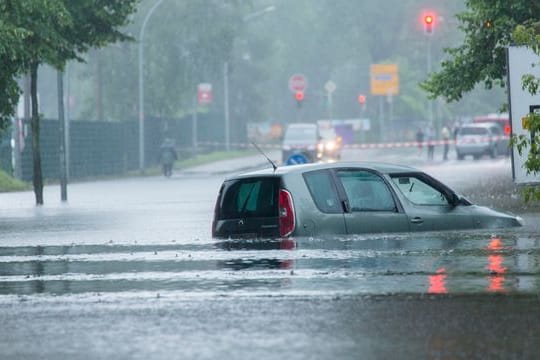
(0, 0, 140, 131)
(421, 0, 539, 102)
(0, 169, 28, 192)
(0, 0, 139, 204)
(427, 0, 540, 200)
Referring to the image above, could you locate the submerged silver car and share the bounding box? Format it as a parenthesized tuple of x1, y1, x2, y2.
(212, 162, 523, 239)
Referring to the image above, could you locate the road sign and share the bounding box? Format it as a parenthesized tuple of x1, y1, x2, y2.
(370, 64, 399, 96)
(197, 83, 213, 104)
(507, 46, 540, 184)
(286, 153, 309, 165)
(289, 74, 308, 93)
(324, 80, 336, 94)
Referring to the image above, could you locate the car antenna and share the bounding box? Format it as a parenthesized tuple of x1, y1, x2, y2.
(251, 142, 277, 172)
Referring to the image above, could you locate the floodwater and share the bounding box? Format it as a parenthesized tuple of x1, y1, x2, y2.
(1, 161, 540, 359)
(1, 227, 539, 299)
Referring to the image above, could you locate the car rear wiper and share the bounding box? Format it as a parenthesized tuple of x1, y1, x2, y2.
(239, 183, 257, 214)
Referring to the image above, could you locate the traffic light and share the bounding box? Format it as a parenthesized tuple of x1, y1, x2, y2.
(295, 91, 304, 107)
(358, 94, 366, 111)
(423, 13, 434, 35)
(357, 94, 366, 105)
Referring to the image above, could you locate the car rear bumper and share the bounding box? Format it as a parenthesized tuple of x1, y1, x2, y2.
(456, 144, 490, 155)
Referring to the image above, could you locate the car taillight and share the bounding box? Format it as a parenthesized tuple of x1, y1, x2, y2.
(279, 189, 295, 237)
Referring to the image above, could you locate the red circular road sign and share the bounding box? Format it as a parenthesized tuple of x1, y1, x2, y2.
(288, 74, 308, 93)
(197, 83, 213, 104)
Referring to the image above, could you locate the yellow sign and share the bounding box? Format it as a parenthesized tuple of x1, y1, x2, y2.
(370, 64, 399, 96)
(522, 116, 529, 129)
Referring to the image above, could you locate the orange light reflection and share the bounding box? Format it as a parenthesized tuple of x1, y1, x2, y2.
(428, 267, 447, 294)
(486, 237, 506, 293)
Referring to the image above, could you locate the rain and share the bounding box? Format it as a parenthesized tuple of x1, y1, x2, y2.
(1, 1, 539, 359)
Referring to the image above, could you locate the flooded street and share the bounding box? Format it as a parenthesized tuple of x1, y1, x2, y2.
(1, 155, 539, 359)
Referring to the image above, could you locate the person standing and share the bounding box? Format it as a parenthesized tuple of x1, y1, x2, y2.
(426, 126, 435, 161)
(415, 127, 424, 157)
(441, 125, 451, 161)
(160, 138, 178, 177)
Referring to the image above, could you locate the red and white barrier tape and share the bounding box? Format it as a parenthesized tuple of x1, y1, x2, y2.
(198, 136, 510, 150)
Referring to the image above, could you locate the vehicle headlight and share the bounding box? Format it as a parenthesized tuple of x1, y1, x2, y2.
(317, 143, 324, 152)
(516, 216, 525, 226)
(325, 141, 336, 151)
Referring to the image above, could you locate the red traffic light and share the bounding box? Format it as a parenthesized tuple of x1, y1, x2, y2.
(295, 91, 304, 102)
(358, 94, 366, 105)
(422, 13, 435, 35)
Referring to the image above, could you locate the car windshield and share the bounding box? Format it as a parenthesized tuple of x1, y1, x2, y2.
(319, 129, 337, 140)
(391, 175, 449, 206)
(283, 127, 317, 143)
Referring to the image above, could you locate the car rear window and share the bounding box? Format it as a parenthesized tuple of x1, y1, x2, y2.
(218, 177, 279, 219)
(459, 127, 488, 136)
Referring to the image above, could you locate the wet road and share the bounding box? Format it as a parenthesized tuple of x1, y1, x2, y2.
(1, 151, 539, 359)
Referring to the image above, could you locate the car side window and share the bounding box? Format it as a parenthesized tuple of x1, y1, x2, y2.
(336, 170, 396, 212)
(303, 170, 342, 213)
(391, 176, 449, 206)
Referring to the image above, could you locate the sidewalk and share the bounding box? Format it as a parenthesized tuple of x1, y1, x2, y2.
(181, 151, 281, 176)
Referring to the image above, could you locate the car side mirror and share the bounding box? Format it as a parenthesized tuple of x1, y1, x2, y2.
(450, 193, 461, 207)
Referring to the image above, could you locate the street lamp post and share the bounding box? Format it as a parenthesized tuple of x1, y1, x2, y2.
(138, 0, 164, 172)
(223, 5, 275, 152)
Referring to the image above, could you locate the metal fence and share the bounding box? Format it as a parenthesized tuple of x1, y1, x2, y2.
(0, 111, 226, 181)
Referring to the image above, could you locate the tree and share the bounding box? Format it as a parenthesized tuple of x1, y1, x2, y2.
(0, 18, 29, 132)
(421, 0, 538, 102)
(1, 0, 75, 205)
(421, 0, 540, 199)
(0, 0, 138, 205)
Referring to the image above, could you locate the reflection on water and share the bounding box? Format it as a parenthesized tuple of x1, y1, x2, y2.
(215, 238, 295, 271)
(428, 268, 447, 294)
(0, 229, 539, 298)
(486, 237, 507, 293)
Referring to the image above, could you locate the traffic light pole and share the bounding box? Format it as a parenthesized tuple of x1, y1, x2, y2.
(192, 95, 198, 157)
(223, 62, 230, 151)
(427, 37, 434, 126)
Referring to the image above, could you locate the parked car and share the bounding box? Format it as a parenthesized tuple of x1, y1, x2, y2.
(281, 123, 320, 164)
(212, 162, 523, 239)
(473, 113, 511, 136)
(455, 122, 509, 160)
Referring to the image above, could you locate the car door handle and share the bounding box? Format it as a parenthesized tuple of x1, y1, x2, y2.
(410, 217, 424, 224)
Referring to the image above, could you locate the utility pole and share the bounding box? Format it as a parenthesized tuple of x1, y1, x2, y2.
(57, 71, 67, 202)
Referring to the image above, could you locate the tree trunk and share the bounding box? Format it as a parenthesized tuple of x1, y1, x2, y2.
(30, 62, 44, 205)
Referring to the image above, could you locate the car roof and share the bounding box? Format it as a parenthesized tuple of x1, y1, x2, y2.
(225, 161, 419, 180)
(287, 122, 317, 128)
(461, 122, 498, 129)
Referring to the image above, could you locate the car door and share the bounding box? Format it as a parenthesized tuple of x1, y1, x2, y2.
(388, 173, 475, 231)
(301, 169, 347, 235)
(333, 169, 409, 234)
